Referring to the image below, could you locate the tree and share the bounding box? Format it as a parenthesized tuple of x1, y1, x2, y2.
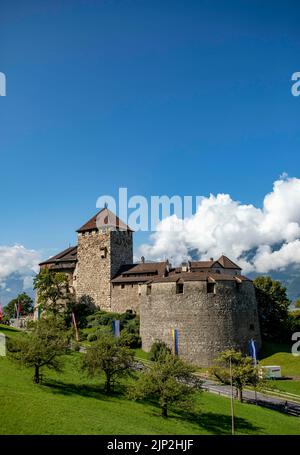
(212, 349, 261, 402)
(7, 317, 70, 383)
(82, 335, 134, 393)
(149, 340, 171, 362)
(294, 299, 300, 309)
(64, 295, 95, 329)
(129, 352, 200, 418)
(34, 269, 72, 315)
(253, 276, 290, 341)
(4, 293, 34, 319)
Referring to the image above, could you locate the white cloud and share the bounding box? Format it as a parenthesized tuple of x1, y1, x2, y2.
(139, 175, 300, 274)
(0, 245, 41, 291)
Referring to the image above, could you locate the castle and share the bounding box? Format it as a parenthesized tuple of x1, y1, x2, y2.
(39, 208, 262, 366)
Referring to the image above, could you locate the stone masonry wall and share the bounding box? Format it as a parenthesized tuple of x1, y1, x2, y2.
(75, 229, 133, 311)
(111, 283, 141, 314)
(76, 230, 112, 310)
(110, 230, 133, 278)
(140, 280, 261, 367)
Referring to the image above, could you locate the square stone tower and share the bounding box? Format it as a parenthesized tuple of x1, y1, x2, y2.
(75, 208, 133, 311)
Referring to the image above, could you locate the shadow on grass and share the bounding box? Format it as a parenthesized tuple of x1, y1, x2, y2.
(42, 378, 128, 401)
(134, 398, 262, 435)
(173, 409, 261, 435)
(260, 341, 291, 358)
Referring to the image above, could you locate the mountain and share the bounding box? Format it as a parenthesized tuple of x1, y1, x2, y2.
(0, 273, 35, 307)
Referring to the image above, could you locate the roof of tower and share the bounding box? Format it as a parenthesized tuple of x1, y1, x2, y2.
(77, 208, 133, 233)
(216, 255, 241, 270)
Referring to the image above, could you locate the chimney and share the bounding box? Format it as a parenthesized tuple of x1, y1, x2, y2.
(141, 256, 145, 263)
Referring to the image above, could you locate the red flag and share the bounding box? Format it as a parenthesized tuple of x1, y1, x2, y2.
(0, 304, 3, 321)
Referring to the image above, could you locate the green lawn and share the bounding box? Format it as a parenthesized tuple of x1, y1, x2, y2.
(260, 341, 300, 377)
(257, 341, 300, 397)
(0, 328, 299, 435)
(268, 380, 300, 396)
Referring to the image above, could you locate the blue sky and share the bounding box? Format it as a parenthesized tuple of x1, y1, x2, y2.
(0, 0, 300, 260)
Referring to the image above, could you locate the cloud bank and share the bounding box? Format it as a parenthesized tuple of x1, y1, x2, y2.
(139, 175, 300, 274)
(0, 245, 41, 292)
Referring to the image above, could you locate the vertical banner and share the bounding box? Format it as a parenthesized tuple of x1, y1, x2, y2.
(113, 320, 120, 337)
(72, 312, 80, 342)
(172, 328, 179, 355)
(0, 304, 3, 321)
(248, 338, 257, 365)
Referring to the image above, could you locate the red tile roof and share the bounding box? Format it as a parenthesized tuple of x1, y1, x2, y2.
(190, 255, 241, 270)
(77, 208, 133, 233)
(147, 272, 250, 284)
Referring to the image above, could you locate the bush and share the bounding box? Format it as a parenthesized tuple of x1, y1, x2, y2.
(71, 341, 81, 352)
(87, 333, 98, 342)
(149, 340, 171, 361)
(119, 330, 141, 348)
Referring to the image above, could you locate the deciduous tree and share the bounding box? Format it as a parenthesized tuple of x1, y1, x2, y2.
(212, 349, 262, 402)
(129, 352, 200, 418)
(254, 276, 290, 341)
(7, 317, 70, 383)
(82, 335, 134, 393)
(4, 293, 34, 319)
(34, 269, 72, 315)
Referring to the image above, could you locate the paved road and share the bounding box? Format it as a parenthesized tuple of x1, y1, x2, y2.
(201, 378, 300, 417)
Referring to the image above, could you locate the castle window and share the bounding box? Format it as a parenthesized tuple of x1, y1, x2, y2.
(121, 284, 125, 289)
(146, 284, 152, 295)
(100, 247, 107, 258)
(207, 282, 215, 294)
(176, 283, 184, 294)
(249, 324, 255, 331)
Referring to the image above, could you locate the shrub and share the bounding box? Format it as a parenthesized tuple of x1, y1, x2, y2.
(149, 340, 171, 361)
(87, 333, 98, 342)
(119, 330, 141, 348)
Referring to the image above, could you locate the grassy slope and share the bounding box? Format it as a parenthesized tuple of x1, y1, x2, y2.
(260, 342, 300, 377)
(0, 328, 299, 435)
(259, 341, 300, 396)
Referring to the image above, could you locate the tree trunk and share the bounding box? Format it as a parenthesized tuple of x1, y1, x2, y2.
(161, 404, 168, 418)
(238, 388, 243, 402)
(34, 365, 40, 384)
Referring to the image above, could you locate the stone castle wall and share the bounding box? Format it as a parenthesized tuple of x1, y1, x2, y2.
(75, 229, 133, 310)
(140, 280, 261, 367)
(110, 230, 133, 278)
(111, 283, 141, 314)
